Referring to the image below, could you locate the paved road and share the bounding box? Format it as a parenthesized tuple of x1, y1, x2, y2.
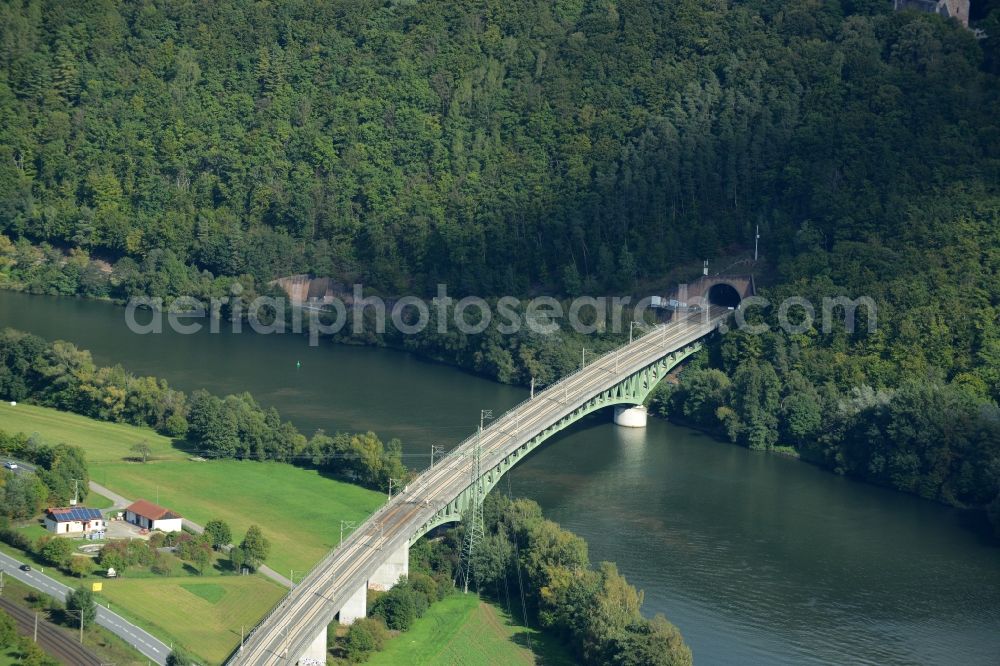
(0, 551, 170, 664)
(233, 308, 726, 664)
(88, 480, 130, 510)
(0, 595, 103, 665)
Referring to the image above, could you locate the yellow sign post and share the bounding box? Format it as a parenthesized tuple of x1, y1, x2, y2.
(91, 582, 102, 592)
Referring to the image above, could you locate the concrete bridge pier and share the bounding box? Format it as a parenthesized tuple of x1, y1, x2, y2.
(297, 626, 327, 664)
(614, 405, 648, 428)
(337, 582, 367, 625)
(369, 539, 410, 591)
(334, 539, 410, 628)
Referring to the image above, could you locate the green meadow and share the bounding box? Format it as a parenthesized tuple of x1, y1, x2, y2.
(366, 595, 574, 666)
(0, 402, 384, 575)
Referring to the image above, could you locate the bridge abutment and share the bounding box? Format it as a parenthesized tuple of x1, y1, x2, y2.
(613, 405, 648, 427)
(296, 625, 327, 664)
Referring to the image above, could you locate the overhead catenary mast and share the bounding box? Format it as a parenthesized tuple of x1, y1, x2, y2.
(460, 409, 492, 593)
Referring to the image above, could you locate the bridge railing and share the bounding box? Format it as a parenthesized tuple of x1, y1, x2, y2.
(435, 318, 693, 469)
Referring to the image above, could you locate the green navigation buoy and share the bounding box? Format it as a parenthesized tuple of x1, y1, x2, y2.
(296, 360, 301, 368)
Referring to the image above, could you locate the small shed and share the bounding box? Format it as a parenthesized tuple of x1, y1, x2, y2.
(124, 499, 183, 533)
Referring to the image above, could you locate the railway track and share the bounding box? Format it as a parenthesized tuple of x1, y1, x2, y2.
(0, 596, 103, 666)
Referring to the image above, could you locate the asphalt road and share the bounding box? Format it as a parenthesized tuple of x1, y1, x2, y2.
(0, 594, 103, 665)
(0, 551, 170, 664)
(234, 308, 727, 664)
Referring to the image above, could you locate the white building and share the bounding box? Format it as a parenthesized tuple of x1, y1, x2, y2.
(124, 499, 183, 533)
(45, 507, 106, 535)
(893, 0, 970, 27)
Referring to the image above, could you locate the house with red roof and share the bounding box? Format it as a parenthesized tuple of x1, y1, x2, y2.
(124, 499, 183, 533)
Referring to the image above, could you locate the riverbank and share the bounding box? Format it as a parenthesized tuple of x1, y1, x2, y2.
(2, 290, 998, 664)
(4, 282, 995, 532)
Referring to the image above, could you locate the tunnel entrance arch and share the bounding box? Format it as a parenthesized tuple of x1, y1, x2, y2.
(707, 282, 742, 308)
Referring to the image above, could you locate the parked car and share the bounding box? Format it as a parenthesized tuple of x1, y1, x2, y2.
(19, 564, 31, 571)
(3, 461, 17, 470)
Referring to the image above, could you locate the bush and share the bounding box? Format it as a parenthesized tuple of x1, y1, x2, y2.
(38, 536, 74, 567)
(0, 609, 16, 648)
(13, 636, 59, 665)
(407, 571, 439, 603)
(65, 587, 96, 629)
(0, 527, 31, 551)
(150, 553, 173, 576)
(343, 617, 388, 662)
(68, 557, 92, 578)
(125, 539, 154, 566)
(369, 583, 427, 631)
(164, 531, 189, 547)
(97, 541, 127, 572)
(166, 646, 198, 665)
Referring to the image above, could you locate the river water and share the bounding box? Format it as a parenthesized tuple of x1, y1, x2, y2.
(0, 290, 997, 665)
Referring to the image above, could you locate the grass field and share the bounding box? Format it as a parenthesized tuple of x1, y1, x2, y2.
(0, 402, 183, 463)
(0, 402, 385, 575)
(100, 575, 287, 663)
(0, 538, 281, 664)
(85, 488, 115, 509)
(366, 595, 575, 666)
(98, 459, 383, 574)
(180, 582, 227, 603)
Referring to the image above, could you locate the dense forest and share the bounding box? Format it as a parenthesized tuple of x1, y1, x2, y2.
(0, 1, 998, 522)
(0, 0, 996, 295)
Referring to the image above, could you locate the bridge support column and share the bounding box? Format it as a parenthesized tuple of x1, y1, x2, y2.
(337, 581, 367, 625)
(368, 539, 409, 591)
(297, 625, 327, 664)
(614, 405, 648, 428)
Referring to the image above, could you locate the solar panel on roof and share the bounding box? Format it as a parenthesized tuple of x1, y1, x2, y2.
(52, 507, 103, 521)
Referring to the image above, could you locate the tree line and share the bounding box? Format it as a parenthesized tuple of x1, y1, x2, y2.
(0, 430, 89, 519)
(0, 327, 407, 491)
(652, 321, 1000, 534)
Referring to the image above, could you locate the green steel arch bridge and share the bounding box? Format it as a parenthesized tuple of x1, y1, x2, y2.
(229, 306, 730, 665)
